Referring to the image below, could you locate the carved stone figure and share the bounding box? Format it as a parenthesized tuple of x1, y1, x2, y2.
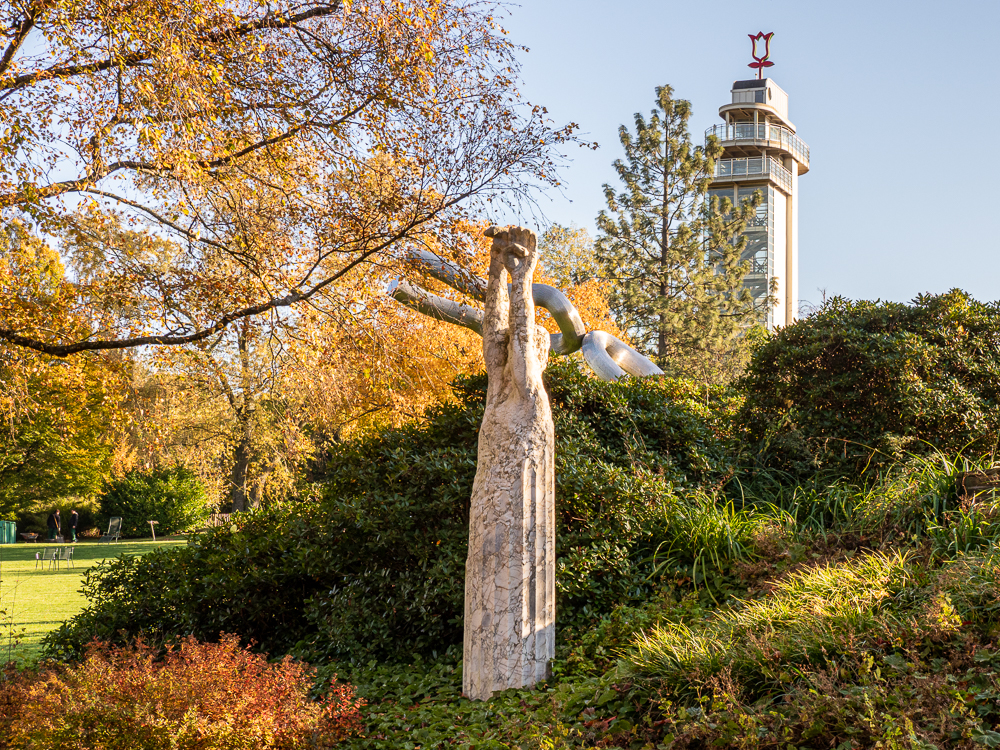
(463, 225, 556, 700)
(387, 223, 663, 698)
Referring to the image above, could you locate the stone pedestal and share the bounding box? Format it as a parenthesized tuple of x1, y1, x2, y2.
(463, 225, 556, 701)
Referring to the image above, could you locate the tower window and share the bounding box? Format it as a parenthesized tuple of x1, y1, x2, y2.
(732, 89, 767, 105)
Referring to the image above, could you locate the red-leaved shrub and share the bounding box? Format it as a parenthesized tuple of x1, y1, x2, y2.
(0, 634, 363, 749)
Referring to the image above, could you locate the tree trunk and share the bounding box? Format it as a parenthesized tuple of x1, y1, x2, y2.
(228, 322, 255, 512)
(228, 408, 253, 512)
(463, 225, 556, 701)
(658, 136, 671, 361)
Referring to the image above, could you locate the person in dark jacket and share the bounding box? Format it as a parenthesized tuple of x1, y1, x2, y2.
(47, 509, 60, 541)
(68, 509, 78, 543)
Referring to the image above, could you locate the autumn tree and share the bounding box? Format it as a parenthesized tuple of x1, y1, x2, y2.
(112, 364, 234, 503)
(157, 320, 293, 511)
(596, 85, 763, 376)
(66, 212, 490, 511)
(71, 212, 489, 510)
(110, 294, 483, 512)
(0, 350, 121, 516)
(288, 301, 483, 482)
(0, 0, 577, 358)
(0, 223, 123, 515)
(537, 223, 600, 288)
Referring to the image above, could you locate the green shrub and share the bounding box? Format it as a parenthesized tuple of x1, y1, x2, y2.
(14, 510, 48, 536)
(98, 466, 210, 537)
(1, 634, 363, 749)
(738, 290, 1000, 477)
(46, 361, 733, 663)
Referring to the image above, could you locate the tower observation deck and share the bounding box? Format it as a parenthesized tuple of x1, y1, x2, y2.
(707, 77, 808, 329)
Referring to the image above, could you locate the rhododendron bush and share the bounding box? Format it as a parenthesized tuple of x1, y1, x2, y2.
(0, 635, 362, 749)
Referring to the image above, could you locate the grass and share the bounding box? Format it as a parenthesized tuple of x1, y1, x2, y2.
(627, 550, 913, 693)
(0, 538, 186, 663)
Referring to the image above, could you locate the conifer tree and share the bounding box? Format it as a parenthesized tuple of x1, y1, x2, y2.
(596, 85, 765, 373)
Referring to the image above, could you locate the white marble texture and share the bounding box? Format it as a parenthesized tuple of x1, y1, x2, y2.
(463, 225, 556, 701)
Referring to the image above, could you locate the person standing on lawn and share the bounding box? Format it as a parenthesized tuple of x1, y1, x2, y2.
(47, 509, 60, 541)
(69, 509, 78, 543)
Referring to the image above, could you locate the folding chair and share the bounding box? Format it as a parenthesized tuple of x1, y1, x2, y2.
(59, 546, 75, 569)
(37, 547, 60, 571)
(99, 517, 122, 543)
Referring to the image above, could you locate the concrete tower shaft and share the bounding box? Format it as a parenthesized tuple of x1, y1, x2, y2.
(706, 78, 808, 329)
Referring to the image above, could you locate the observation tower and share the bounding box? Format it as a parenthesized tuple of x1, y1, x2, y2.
(706, 32, 809, 329)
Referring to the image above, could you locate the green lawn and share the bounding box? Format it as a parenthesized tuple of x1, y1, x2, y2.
(0, 539, 187, 663)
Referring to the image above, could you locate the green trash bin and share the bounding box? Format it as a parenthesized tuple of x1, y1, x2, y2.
(0, 520, 14, 544)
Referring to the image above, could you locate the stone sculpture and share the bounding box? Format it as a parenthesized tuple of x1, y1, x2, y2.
(387, 224, 664, 700)
(462, 225, 556, 700)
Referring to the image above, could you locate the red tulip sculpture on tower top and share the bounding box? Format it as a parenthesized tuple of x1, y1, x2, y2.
(748, 32, 775, 79)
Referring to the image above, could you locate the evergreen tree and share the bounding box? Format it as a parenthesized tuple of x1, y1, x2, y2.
(596, 85, 765, 374)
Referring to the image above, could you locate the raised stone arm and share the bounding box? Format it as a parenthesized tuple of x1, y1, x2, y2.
(387, 277, 484, 335)
(481, 228, 511, 386)
(405, 250, 487, 301)
(485, 225, 548, 401)
(581, 331, 664, 380)
(403, 249, 586, 356)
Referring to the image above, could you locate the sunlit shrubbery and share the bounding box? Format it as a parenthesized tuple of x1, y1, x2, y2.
(46, 361, 735, 663)
(98, 465, 211, 537)
(33, 289, 1000, 748)
(739, 290, 1000, 476)
(1, 635, 362, 749)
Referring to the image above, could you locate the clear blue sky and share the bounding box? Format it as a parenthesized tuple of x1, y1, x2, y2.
(497, 0, 1000, 308)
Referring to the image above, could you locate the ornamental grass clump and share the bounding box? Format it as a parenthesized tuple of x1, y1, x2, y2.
(936, 546, 1000, 626)
(0, 634, 363, 750)
(746, 451, 1000, 551)
(626, 550, 912, 696)
(654, 491, 777, 574)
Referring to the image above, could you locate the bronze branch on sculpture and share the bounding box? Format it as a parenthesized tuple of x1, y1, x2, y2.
(388, 237, 663, 381)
